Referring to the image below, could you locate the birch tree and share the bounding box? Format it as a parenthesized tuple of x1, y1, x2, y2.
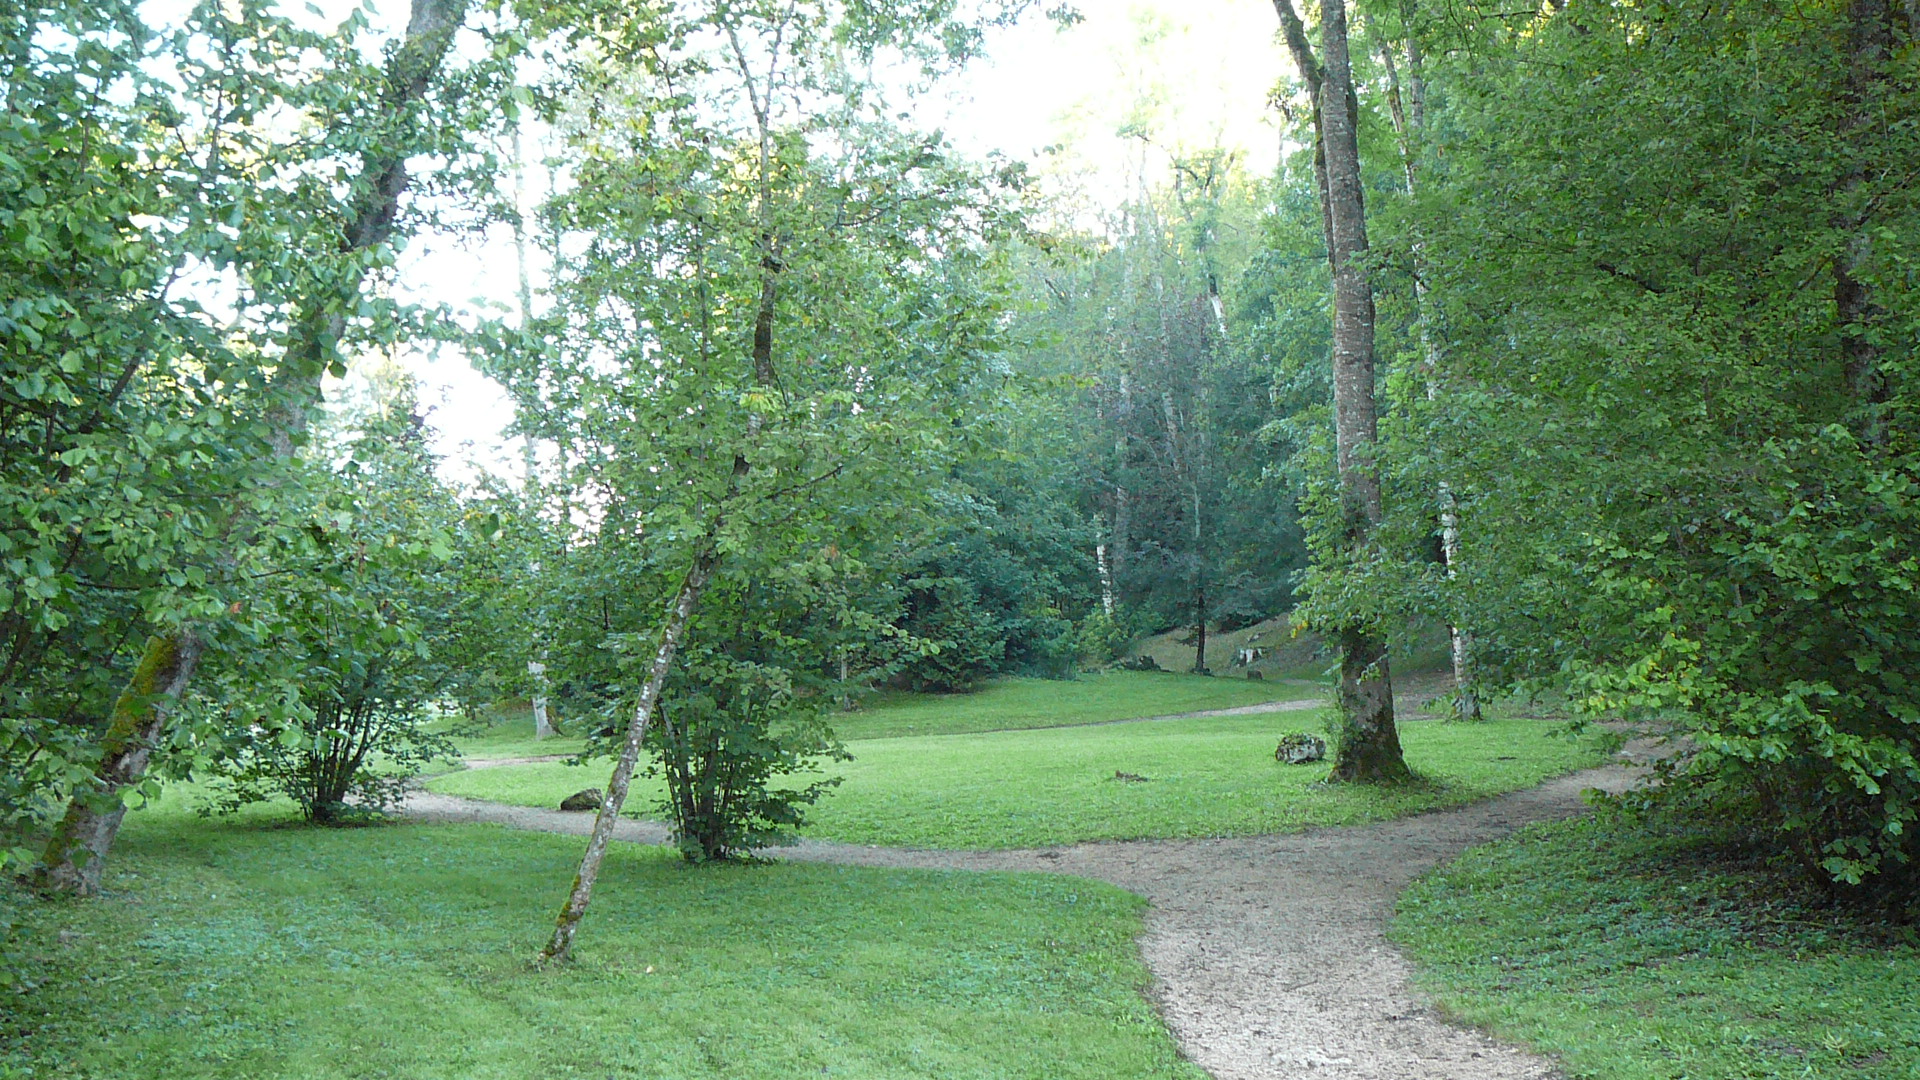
(500, 0, 1033, 962)
(1375, 12, 1480, 721)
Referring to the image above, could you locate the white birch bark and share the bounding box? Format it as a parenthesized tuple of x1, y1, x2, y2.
(1381, 33, 1481, 721)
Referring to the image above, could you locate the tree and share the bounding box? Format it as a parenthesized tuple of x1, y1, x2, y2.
(24, 0, 486, 894)
(491, 0, 1035, 961)
(1406, 0, 1917, 892)
(1373, 4, 1480, 720)
(201, 391, 470, 825)
(1272, 0, 1408, 781)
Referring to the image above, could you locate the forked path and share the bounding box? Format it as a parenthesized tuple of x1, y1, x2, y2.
(406, 751, 1653, 1080)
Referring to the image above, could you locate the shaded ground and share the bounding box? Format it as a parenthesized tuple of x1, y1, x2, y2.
(408, 731, 1658, 1079)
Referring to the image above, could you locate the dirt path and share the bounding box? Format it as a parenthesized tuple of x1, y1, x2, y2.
(406, 743, 1654, 1079)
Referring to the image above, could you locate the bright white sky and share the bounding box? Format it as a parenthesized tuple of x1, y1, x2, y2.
(371, 1, 1291, 484)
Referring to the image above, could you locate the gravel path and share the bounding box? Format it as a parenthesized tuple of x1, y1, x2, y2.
(406, 740, 1655, 1079)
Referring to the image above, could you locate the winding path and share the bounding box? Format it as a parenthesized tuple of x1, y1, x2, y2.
(405, 736, 1654, 1080)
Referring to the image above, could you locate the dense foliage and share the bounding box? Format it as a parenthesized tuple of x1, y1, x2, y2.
(4, 0, 1914, 921)
(3, 0, 509, 890)
(1393, 0, 1919, 892)
(481, 0, 1039, 864)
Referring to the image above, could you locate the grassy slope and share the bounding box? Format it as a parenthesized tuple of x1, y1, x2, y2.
(429, 716, 1608, 849)
(834, 671, 1321, 741)
(1126, 618, 1454, 685)
(1393, 814, 1920, 1079)
(446, 672, 1322, 761)
(2, 799, 1201, 1080)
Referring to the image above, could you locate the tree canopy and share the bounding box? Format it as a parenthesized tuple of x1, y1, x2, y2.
(2, 0, 1914, 932)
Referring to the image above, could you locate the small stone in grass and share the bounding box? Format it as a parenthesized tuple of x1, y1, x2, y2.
(559, 788, 605, 812)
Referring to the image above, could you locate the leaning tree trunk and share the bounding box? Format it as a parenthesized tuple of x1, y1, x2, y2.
(539, 541, 723, 962)
(1275, 0, 1408, 781)
(29, 0, 474, 895)
(538, 249, 771, 962)
(28, 633, 203, 894)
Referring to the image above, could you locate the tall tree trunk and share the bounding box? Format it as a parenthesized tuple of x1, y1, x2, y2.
(1096, 539, 1116, 617)
(1111, 367, 1133, 596)
(1380, 32, 1481, 721)
(29, 0, 473, 895)
(1275, 0, 1409, 781)
(1160, 377, 1208, 675)
(1192, 573, 1209, 674)
(512, 121, 556, 742)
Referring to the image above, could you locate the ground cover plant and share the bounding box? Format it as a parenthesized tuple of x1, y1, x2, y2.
(1393, 813, 1920, 1079)
(430, 716, 1608, 849)
(0, 796, 1203, 1080)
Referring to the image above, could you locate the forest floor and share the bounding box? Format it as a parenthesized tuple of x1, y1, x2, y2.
(407, 723, 1659, 1079)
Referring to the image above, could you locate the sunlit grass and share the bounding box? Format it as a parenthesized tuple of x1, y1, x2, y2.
(439, 672, 1319, 762)
(431, 716, 1609, 849)
(834, 672, 1321, 741)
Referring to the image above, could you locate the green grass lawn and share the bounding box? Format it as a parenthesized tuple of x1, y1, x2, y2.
(429, 716, 1608, 849)
(834, 672, 1322, 741)
(442, 672, 1320, 761)
(2, 797, 1202, 1080)
(1393, 814, 1920, 1079)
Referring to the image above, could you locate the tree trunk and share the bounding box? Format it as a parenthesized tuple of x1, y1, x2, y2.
(542, 21, 785, 959)
(539, 259, 772, 963)
(1158, 381, 1209, 676)
(528, 658, 555, 740)
(1096, 540, 1116, 617)
(1111, 368, 1132, 597)
(28, 631, 203, 895)
(1192, 576, 1209, 675)
(29, 0, 474, 894)
(512, 124, 557, 743)
(540, 543, 720, 963)
(1381, 31, 1481, 721)
(1276, 0, 1409, 781)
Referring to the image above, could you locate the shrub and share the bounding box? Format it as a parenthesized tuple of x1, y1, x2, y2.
(647, 649, 848, 862)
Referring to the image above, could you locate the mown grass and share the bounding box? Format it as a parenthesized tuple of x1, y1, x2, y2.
(1393, 813, 1920, 1079)
(430, 716, 1608, 849)
(834, 671, 1321, 741)
(1, 796, 1202, 1080)
(444, 672, 1321, 762)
